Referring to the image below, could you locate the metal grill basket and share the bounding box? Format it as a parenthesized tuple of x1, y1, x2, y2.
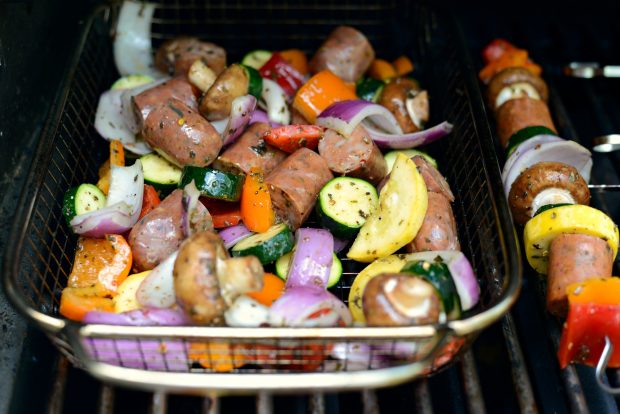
(3, 0, 521, 394)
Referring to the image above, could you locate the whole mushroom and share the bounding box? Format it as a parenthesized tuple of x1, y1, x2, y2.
(174, 231, 264, 325)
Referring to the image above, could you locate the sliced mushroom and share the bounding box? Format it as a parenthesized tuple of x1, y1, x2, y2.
(174, 231, 264, 325)
(405, 90, 429, 130)
(363, 273, 441, 326)
(486, 67, 549, 110)
(378, 77, 422, 133)
(508, 161, 590, 225)
(199, 64, 249, 121)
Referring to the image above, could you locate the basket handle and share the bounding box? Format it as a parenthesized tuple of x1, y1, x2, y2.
(64, 324, 452, 394)
(595, 336, 620, 394)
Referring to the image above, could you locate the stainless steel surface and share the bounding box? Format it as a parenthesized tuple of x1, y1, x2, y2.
(564, 62, 620, 78)
(592, 135, 620, 153)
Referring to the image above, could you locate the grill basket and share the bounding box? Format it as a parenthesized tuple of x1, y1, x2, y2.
(3, 0, 521, 394)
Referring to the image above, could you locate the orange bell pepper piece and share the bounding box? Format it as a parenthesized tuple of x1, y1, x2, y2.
(188, 342, 246, 372)
(479, 49, 542, 84)
(292, 70, 357, 123)
(240, 169, 275, 233)
(200, 199, 242, 228)
(246, 273, 285, 306)
(59, 286, 115, 321)
(68, 234, 132, 297)
(558, 278, 620, 369)
(280, 49, 309, 76)
(392, 56, 414, 76)
(138, 184, 161, 221)
(97, 140, 126, 194)
(367, 59, 397, 80)
(263, 124, 325, 153)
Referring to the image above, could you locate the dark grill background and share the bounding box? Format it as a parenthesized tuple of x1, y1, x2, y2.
(1, 0, 620, 413)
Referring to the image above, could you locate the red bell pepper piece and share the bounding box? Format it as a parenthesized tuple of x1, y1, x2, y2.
(259, 52, 305, 98)
(558, 278, 620, 369)
(263, 124, 325, 153)
(138, 184, 161, 221)
(200, 198, 242, 228)
(482, 39, 517, 64)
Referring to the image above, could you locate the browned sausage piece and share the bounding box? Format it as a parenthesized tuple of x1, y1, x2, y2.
(266, 148, 333, 230)
(317, 125, 387, 185)
(142, 98, 222, 167)
(212, 122, 287, 176)
(133, 77, 198, 130)
(508, 161, 590, 225)
(547, 233, 613, 317)
(309, 26, 375, 83)
(496, 96, 557, 147)
(378, 77, 422, 133)
(363, 273, 441, 326)
(155, 37, 227, 76)
(129, 189, 213, 272)
(199, 64, 249, 121)
(486, 67, 549, 110)
(406, 192, 460, 253)
(412, 155, 455, 202)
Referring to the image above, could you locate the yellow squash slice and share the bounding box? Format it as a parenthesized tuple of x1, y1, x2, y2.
(347, 154, 428, 263)
(524, 205, 619, 275)
(113, 271, 150, 313)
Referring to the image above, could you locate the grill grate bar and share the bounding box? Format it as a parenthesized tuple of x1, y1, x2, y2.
(97, 384, 115, 414)
(501, 314, 538, 413)
(459, 351, 487, 414)
(362, 389, 380, 414)
(151, 391, 167, 414)
(413, 380, 433, 414)
(309, 393, 325, 414)
(257, 392, 273, 414)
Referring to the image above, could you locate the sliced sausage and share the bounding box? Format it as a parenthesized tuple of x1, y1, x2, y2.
(266, 148, 333, 230)
(318, 125, 387, 185)
(155, 37, 226, 76)
(129, 189, 213, 272)
(496, 96, 557, 147)
(132, 77, 198, 131)
(378, 77, 422, 133)
(406, 192, 460, 253)
(547, 233, 613, 317)
(199, 64, 249, 121)
(309, 26, 375, 83)
(142, 98, 222, 167)
(412, 155, 455, 202)
(508, 161, 590, 225)
(212, 122, 287, 176)
(486, 67, 549, 110)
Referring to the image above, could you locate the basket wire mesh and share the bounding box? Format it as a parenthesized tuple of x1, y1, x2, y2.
(3, 0, 521, 393)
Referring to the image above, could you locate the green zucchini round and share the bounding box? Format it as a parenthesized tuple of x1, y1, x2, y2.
(231, 223, 294, 264)
(180, 166, 245, 202)
(62, 184, 106, 225)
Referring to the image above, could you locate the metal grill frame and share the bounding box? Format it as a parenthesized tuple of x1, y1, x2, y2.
(2, 1, 521, 394)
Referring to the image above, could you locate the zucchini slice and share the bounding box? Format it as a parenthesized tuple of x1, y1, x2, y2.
(180, 166, 245, 202)
(240, 64, 264, 99)
(316, 177, 378, 239)
(140, 153, 182, 194)
(241, 50, 273, 70)
(275, 251, 343, 288)
(384, 149, 437, 172)
(110, 74, 154, 90)
(62, 184, 106, 225)
(401, 259, 461, 320)
(356, 77, 385, 103)
(231, 223, 294, 264)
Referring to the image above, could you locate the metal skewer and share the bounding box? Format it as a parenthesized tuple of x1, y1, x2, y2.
(564, 62, 620, 78)
(588, 184, 620, 192)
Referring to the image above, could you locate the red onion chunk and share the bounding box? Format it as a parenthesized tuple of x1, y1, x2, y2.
(94, 89, 136, 144)
(107, 160, 144, 224)
(218, 223, 254, 249)
(83, 308, 191, 326)
(364, 121, 454, 149)
(404, 251, 479, 311)
(136, 251, 178, 309)
(317, 100, 403, 137)
(262, 78, 290, 125)
(222, 95, 257, 146)
(85, 338, 187, 372)
(249, 109, 282, 127)
(70, 203, 133, 237)
(269, 286, 352, 327)
(286, 228, 334, 289)
(333, 236, 349, 254)
(501, 134, 563, 183)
